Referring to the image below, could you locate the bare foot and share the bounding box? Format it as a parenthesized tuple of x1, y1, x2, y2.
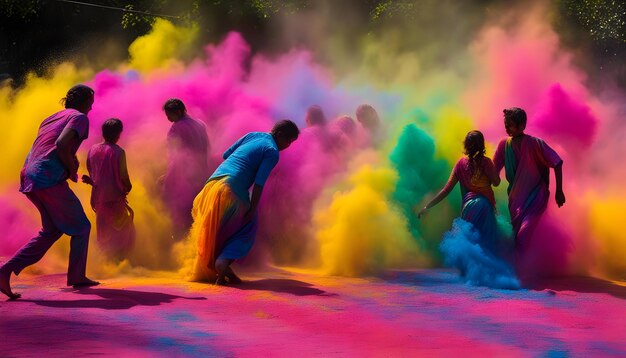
(0, 266, 20, 300)
(71, 278, 100, 288)
(215, 276, 227, 286)
(225, 268, 242, 284)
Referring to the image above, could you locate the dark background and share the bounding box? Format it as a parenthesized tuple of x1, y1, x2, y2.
(1, 0, 624, 89)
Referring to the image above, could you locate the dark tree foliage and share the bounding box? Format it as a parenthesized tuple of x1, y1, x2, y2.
(1, 0, 625, 88)
(0, 0, 152, 84)
(553, 0, 626, 89)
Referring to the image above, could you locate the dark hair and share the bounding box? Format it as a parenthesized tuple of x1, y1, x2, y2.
(503, 107, 527, 128)
(102, 118, 123, 142)
(355, 104, 376, 121)
(464, 130, 486, 181)
(163, 98, 186, 113)
(335, 115, 356, 135)
(61, 84, 94, 110)
(306, 105, 326, 126)
(271, 120, 300, 140)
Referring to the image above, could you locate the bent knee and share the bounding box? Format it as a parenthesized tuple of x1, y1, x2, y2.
(65, 219, 91, 237)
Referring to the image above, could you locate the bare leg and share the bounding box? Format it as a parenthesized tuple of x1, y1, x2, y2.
(0, 265, 20, 300)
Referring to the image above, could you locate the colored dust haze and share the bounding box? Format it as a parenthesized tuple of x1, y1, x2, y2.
(0, 2, 625, 283)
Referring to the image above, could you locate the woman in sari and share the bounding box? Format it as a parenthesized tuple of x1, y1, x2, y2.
(419, 130, 519, 289)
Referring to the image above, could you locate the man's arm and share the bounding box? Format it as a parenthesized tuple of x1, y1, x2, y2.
(554, 162, 565, 207)
(119, 150, 132, 193)
(537, 138, 565, 208)
(55, 127, 81, 182)
(243, 184, 263, 224)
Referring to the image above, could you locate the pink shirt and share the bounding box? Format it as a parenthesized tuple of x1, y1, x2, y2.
(20, 109, 89, 192)
(87, 142, 130, 206)
(443, 157, 499, 206)
(493, 134, 562, 214)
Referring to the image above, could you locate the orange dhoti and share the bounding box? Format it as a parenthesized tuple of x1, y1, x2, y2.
(190, 177, 256, 282)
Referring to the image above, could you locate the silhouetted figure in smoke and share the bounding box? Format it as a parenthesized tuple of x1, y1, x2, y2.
(328, 115, 359, 156)
(332, 115, 357, 136)
(0, 85, 99, 299)
(301, 104, 332, 151)
(190, 120, 299, 285)
(493, 107, 565, 271)
(304, 105, 327, 127)
(82, 118, 135, 261)
(355, 103, 383, 145)
(161, 98, 209, 241)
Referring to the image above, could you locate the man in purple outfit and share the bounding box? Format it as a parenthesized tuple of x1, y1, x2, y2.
(161, 98, 210, 240)
(0, 84, 99, 300)
(493, 107, 565, 268)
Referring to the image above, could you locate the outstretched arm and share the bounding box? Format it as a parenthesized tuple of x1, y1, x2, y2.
(417, 172, 458, 218)
(554, 162, 565, 207)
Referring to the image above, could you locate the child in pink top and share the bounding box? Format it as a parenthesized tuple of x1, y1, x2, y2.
(83, 118, 134, 260)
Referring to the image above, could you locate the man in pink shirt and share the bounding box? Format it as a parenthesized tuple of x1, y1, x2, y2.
(493, 107, 566, 262)
(0, 85, 99, 299)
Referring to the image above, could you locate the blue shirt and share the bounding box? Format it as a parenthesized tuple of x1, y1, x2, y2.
(210, 132, 279, 201)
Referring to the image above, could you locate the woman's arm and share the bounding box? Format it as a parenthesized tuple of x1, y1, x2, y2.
(417, 171, 458, 218)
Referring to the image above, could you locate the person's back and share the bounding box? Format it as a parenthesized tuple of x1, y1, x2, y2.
(83, 118, 134, 259)
(87, 142, 127, 206)
(210, 132, 279, 202)
(21, 108, 89, 192)
(167, 115, 209, 174)
(453, 156, 497, 207)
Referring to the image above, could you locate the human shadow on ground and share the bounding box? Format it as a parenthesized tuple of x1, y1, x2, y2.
(529, 276, 626, 300)
(21, 288, 207, 310)
(383, 270, 626, 299)
(381, 269, 462, 287)
(231, 279, 335, 297)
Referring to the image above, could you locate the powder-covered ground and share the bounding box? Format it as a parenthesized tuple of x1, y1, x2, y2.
(1, 268, 625, 357)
